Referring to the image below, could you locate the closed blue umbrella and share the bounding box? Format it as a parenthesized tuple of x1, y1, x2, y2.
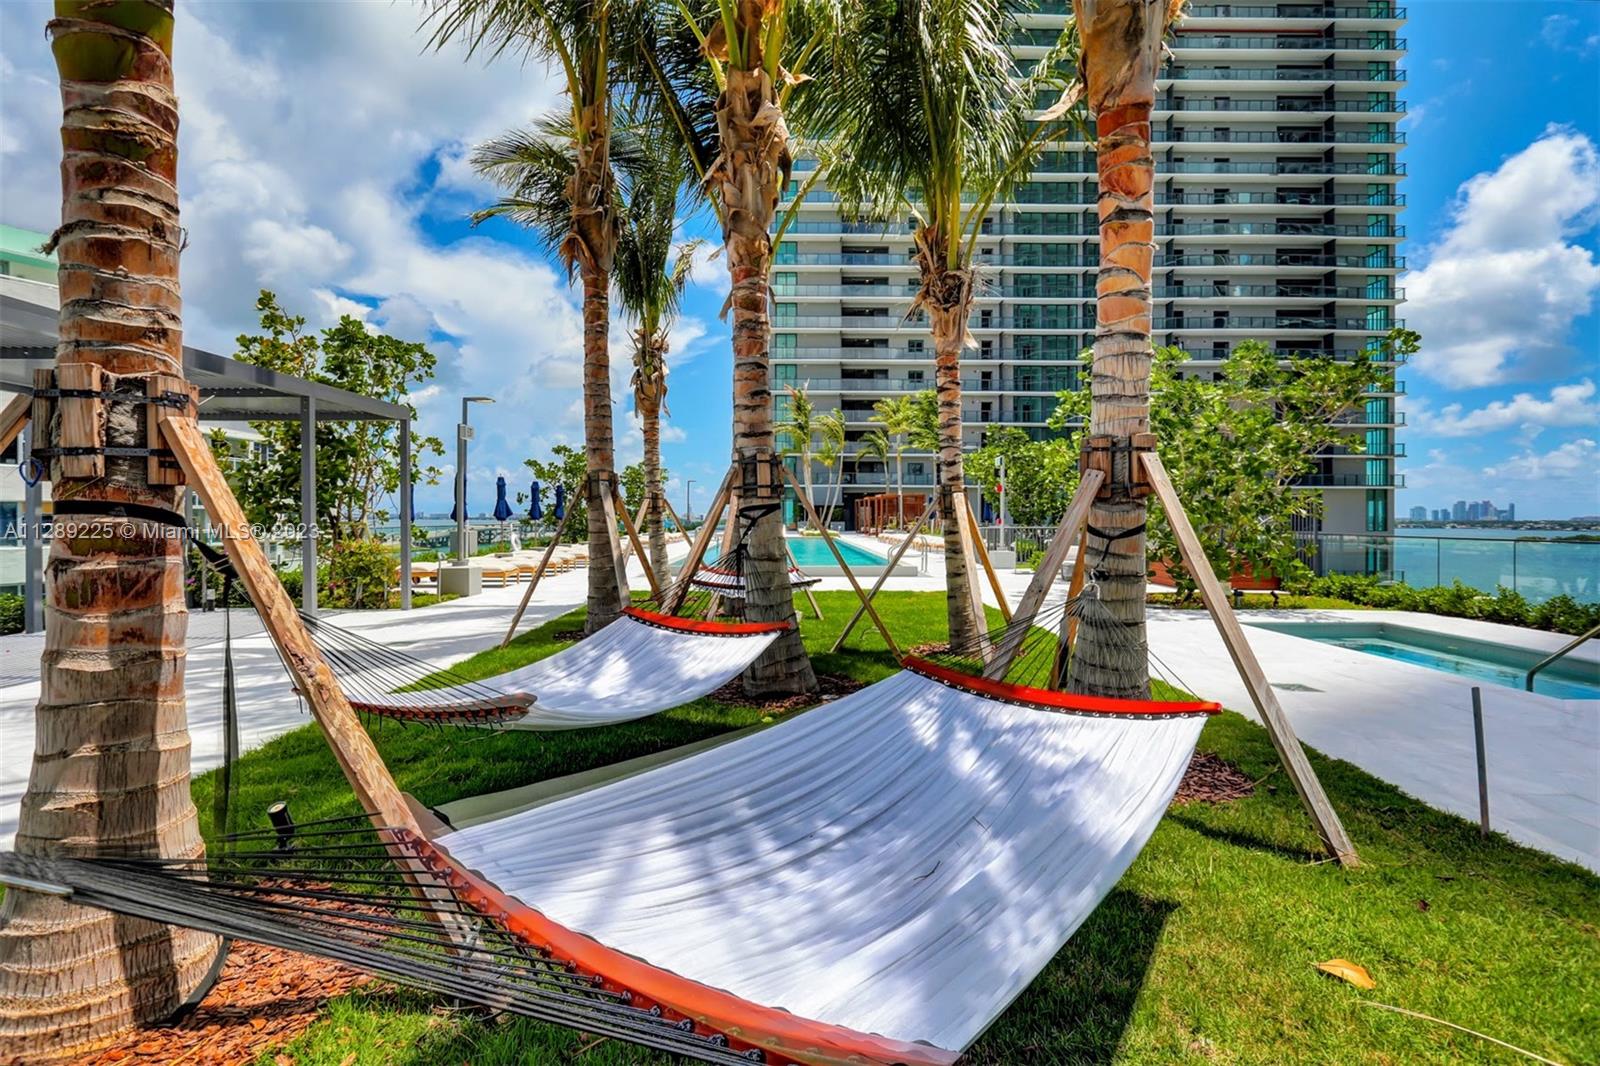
(980, 498, 994, 523)
(450, 476, 465, 521)
(493, 476, 514, 521)
(553, 483, 566, 521)
(529, 481, 543, 521)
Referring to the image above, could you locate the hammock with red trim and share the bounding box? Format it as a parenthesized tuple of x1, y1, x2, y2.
(0, 594, 1222, 1065)
(689, 560, 819, 596)
(305, 607, 789, 730)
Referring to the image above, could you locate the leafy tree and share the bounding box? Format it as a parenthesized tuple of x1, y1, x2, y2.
(231, 291, 444, 542)
(1048, 337, 1396, 602)
(964, 428, 1079, 527)
(524, 444, 588, 543)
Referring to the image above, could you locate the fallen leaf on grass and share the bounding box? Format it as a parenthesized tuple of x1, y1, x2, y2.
(1415, 898, 1430, 912)
(1316, 958, 1375, 990)
(340, 1054, 357, 1066)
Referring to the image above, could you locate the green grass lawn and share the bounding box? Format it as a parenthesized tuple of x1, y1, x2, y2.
(194, 591, 1598, 1066)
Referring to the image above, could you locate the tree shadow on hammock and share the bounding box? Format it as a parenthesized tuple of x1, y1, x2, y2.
(961, 889, 1178, 1066)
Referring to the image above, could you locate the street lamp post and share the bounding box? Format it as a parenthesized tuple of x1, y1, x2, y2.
(456, 395, 494, 563)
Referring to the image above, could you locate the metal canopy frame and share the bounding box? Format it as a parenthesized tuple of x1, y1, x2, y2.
(1, 284, 417, 627)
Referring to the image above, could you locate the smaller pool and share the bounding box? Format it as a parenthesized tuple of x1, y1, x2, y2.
(1251, 621, 1600, 700)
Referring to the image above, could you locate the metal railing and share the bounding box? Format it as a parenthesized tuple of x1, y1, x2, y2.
(1525, 622, 1600, 691)
(1297, 532, 1600, 605)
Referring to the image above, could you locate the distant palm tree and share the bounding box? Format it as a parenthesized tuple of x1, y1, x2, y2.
(856, 428, 891, 530)
(430, 0, 649, 634)
(871, 394, 916, 527)
(795, 0, 1081, 646)
(779, 385, 822, 528)
(615, 134, 700, 583)
(0, 2, 219, 1058)
(1068, 0, 1181, 698)
(812, 409, 846, 530)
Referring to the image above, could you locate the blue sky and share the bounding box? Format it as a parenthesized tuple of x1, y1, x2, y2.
(1, 1, 1597, 519)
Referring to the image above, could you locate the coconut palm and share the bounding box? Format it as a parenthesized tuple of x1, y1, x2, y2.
(430, 0, 648, 634)
(870, 394, 917, 527)
(1066, 0, 1182, 699)
(855, 428, 891, 530)
(794, 0, 1081, 647)
(0, 2, 219, 1058)
(813, 409, 846, 530)
(779, 385, 821, 529)
(614, 137, 700, 583)
(634, 0, 841, 695)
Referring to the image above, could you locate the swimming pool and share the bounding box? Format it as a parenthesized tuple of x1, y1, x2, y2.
(1251, 621, 1600, 700)
(702, 536, 910, 576)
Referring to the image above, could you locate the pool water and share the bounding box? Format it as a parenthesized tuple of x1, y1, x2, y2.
(1252, 621, 1600, 700)
(706, 537, 888, 569)
(1329, 638, 1600, 700)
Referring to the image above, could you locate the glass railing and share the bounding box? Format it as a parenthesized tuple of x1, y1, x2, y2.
(1154, 253, 1405, 268)
(1153, 316, 1404, 329)
(1166, 67, 1406, 82)
(1298, 533, 1600, 605)
(1157, 98, 1407, 113)
(1170, 35, 1405, 49)
(1153, 285, 1405, 299)
(1155, 129, 1404, 144)
(1165, 222, 1404, 236)
(1163, 160, 1405, 175)
(1293, 473, 1406, 487)
(1186, 6, 1406, 18)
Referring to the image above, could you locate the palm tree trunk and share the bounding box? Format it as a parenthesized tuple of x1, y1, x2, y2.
(1068, 0, 1168, 699)
(0, 4, 219, 1059)
(580, 262, 624, 632)
(717, 65, 814, 697)
(916, 227, 984, 648)
(800, 448, 816, 531)
(641, 393, 669, 582)
(894, 450, 905, 527)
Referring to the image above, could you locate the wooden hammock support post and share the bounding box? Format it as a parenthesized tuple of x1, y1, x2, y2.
(831, 495, 938, 652)
(662, 466, 735, 616)
(964, 495, 1012, 624)
(985, 469, 1104, 680)
(616, 499, 649, 561)
(612, 481, 660, 598)
(1138, 450, 1359, 867)
(785, 541, 823, 620)
(778, 464, 901, 659)
(660, 494, 696, 548)
(0, 391, 33, 454)
(597, 474, 630, 602)
(156, 387, 476, 943)
(501, 492, 577, 647)
(1048, 530, 1091, 689)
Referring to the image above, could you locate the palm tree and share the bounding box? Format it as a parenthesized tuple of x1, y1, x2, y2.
(640, 0, 836, 695)
(0, 2, 219, 1058)
(615, 135, 700, 583)
(870, 394, 915, 527)
(813, 409, 846, 530)
(430, 0, 646, 634)
(856, 428, 891, 530)
(779, 385, 820, 529)
(796, 0, 1080, 646)
(1066, 0, 1180, 699)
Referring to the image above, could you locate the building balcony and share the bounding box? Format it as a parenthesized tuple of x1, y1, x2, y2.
(1294, 472, 1406, 488)
(775, 315, 1093, 331)
(777, 346, 1082, 362)
(1332, 410, 1405, 426)
(1152, 315, 1403, 330)
(1155, 97, 1406, 114)
(1014, 30, 1403, 50)
(1163, 159, 1406, 176)
(1154, 284, 1403, 300)
(781, 376, 1068, 393)
(779, 220, 1403, 238)
(1153, 253, 1404, 269)
(1317, 443, 1408, 458)
(1183, 5, 1407, 18)
(1165, 221, 1404, 237)
(1153, 128, 1404, 145)
(1164, 67, 1406, 83)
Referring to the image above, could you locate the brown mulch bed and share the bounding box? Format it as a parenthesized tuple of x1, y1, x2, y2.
(69, 939, 372, 1066)
(906, 641, 951, 658)
(550, 628, 586, 643)
(710, 672, 868, 715)
(1172, 751, 1258, 805)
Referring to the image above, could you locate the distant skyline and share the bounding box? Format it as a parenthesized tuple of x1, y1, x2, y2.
(0, 1, 1596, 519)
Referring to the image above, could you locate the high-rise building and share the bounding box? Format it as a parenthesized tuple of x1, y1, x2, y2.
(1431, 508, 1445, 522)
(774, 2, 1407, 534)
(1452, 500, 1467, 521)
(1505, 502, 1515, 522)
(1408, 505, 1426, 521)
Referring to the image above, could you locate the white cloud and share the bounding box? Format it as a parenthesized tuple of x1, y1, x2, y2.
(1405, 128, 1600, 387)
(1483, 438, 1599, 481)
(1541, 14, 1600, 56)
(1416, 379, 1600, 437)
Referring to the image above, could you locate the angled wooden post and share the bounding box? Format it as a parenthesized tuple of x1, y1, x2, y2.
(597, 475, 630, 602)
(663, 466, 735, 615)
(0, 391, 32, 454)
(1048, 530, 1091, 688)
(785, 541, 823, 619)
(617, 498, 649, 560)
(964, 495, 1012, 623)
(831, 495, 937, 652)
(1140, 451, 1358, 867)
(779, 464, 900, 659)
(985, 470, 1103, 680)
(660, 495, 696, 548)
(158, 403, 473, 942)
(501, 496, 576, 647)
(613, 482, 660, 597)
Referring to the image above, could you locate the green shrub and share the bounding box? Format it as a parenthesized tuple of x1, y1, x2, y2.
(277, 567, 303, 607)
(0, 594, 22, 636)
(1297, 574, 1599, 635)
(325, 538, 393, 610)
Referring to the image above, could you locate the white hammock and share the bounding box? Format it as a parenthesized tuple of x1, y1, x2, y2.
(349, 608, 785, 730)
(435, 664, 1216, 1062)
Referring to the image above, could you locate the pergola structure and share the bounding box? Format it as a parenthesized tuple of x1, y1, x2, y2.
(0, 283, 418, 630)
(854, 491, 929, 534)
